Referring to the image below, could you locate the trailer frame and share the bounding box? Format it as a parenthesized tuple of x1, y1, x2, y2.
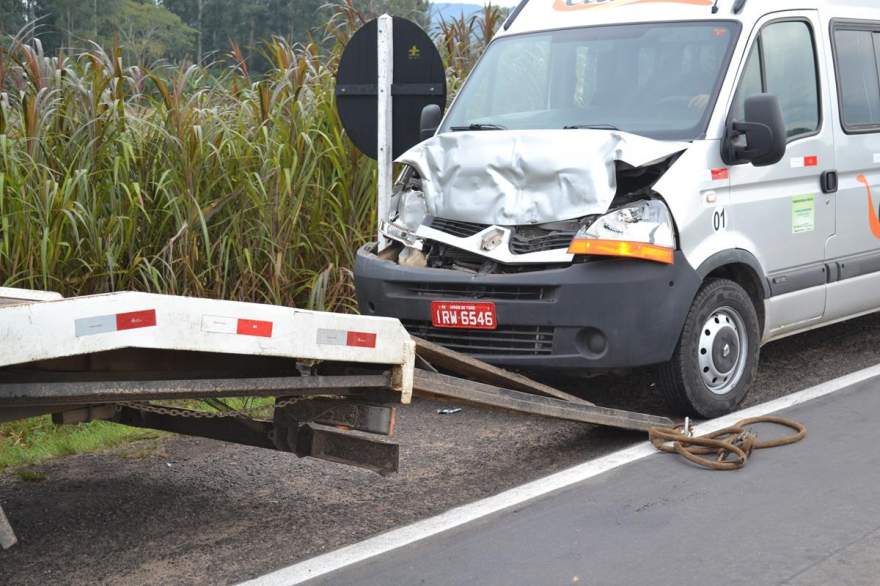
(0, 287, 675, 550)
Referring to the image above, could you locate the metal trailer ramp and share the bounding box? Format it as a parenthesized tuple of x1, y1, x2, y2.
(411, 337, 675, 433)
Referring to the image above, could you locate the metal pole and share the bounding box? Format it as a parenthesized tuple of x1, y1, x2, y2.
(376, 14, 394, 250)
(0, 503, 17, 550)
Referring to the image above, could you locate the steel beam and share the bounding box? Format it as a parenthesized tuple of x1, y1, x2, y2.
(280, 399, 396, 436)
(52, 404, 116, 425)
(0, 374, 392, 407)
(298, 423, 399, 476)
(113, 406, 276, 449)
(413, 336, 593, 405)
(414, 370, 676, 432)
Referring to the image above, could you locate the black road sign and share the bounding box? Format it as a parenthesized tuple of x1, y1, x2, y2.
(335, 17, 447, 160)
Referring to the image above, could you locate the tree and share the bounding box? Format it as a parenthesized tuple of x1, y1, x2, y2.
(0, 0, 26, 36)
(29, 0, 106, 52)
(116, 0, 197, 63)
(15, 0, 432, 64)
(23, 0, 193, 62)
(282, 0, 325, 43)
(161, 0, 431, 63)
(159, 0, 204, 60)
(163, 0, 326, 60)
(352, 0, 430, 29)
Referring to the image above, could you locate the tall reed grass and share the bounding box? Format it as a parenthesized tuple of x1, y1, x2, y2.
(0, 2, 502, 312)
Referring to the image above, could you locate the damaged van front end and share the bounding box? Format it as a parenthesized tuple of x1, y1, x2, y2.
(354, 129, 704, 371)
(355, 16, 742, 375)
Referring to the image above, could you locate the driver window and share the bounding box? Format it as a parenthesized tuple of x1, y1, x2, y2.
(730, 41, 762, 122)
(730, 20, 820, 141)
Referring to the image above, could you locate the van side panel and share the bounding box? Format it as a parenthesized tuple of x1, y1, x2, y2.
(718, 11, 836, 336)
(824, 17, 880, 323)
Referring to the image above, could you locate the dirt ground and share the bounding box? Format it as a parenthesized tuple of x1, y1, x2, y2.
(1, 313, 879, 585)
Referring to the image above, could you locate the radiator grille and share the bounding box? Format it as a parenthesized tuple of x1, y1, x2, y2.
(398, 282, 553, 301)
(428, 218, 487, 238)
(403, 321, 555, 356)
(509, 230, 576, 254)
(428, 218, 575, 255)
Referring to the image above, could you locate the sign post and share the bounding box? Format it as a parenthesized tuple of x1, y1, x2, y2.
(376, 14, 394, 249)
(335, 17, 447, 248)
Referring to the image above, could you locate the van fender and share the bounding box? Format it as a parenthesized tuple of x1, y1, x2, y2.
(695, 249, 771, 299)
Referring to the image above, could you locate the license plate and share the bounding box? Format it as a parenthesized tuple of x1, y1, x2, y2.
(431, 301, 497, 330)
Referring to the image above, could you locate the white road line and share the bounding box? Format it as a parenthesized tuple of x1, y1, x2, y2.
(240, 363, 880, 586)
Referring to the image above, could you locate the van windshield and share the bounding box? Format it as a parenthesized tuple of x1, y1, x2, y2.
(440, 22, 740, 141)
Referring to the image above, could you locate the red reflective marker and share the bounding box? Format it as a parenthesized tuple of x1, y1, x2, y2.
(237, 319, 273, 338)
(347, 331, 377, 348)
(116, 310, 157, 331)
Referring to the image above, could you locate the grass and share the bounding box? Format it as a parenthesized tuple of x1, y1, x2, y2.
(15, 469, 47, 482)
(0, 397, 275, 474)
(0, 416, 162, 474)
(0, 17, 378, 313)
(0, 2, 503, 469)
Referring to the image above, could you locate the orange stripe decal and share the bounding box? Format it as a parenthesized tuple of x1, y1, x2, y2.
(554, 0, 712, 11)
(857, 175, 880, 240)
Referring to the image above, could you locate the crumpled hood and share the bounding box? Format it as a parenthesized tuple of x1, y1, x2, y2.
(397, 129, 690, 225)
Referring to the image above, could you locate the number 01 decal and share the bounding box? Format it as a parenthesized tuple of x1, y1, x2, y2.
(713, 207, 727, 232)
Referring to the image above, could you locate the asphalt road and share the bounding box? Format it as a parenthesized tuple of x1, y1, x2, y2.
(320, 378, 880, 586)
(1, 312, 879, 585)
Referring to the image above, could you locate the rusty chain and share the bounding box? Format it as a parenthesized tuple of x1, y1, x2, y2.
(114, 397, 305, 420)
(649, 416, 806, 471)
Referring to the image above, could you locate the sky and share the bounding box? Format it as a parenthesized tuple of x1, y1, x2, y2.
(434, 0, 521, 6)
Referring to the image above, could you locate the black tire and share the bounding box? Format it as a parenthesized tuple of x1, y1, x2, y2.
(657, 278, 760, 418)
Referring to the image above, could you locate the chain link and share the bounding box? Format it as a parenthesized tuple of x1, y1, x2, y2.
(115, 397, 303, 420)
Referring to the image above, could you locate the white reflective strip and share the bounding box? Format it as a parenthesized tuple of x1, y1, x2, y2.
(790, 158, 805, 168)
(74, 315, 117, 337)
(874, 153, 880, 164)
(316, 329, 348, 346)
(202, 315, 238, 334)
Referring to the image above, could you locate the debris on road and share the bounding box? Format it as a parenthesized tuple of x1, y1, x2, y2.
(0, 503, 16, 550)
(437, 408, 462, 415)
(649, 416, 806, 471)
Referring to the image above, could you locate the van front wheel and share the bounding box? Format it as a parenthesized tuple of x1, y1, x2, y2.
(657, 279, 760, 418)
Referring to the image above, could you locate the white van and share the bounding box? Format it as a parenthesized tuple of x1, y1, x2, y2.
(354, 0, 880, 417)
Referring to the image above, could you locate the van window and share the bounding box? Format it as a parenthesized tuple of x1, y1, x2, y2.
(832, 26, 880, 131)
(456, 36, 552, 124)
(730, 42, 762, 122)
(731, 21, 820, 141)
(441, 22, 740, 141)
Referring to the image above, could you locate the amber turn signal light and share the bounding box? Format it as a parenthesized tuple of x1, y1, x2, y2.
(567, 239, 674, 264)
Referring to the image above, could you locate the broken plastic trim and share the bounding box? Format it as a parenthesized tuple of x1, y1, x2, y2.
(380, 221, 423, 251)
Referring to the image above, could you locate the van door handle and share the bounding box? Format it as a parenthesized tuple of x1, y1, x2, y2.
(821, 170, 839, 194)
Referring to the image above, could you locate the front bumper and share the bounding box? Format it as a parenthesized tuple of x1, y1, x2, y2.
(354, 245, 701, 371)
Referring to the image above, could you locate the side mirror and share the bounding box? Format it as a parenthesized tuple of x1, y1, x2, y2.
(420, 104, 442, 141)
(723, 94, 787, 167)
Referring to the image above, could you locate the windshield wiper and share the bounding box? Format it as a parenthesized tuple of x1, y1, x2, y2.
(450, 123, 507, 131)
(564, 123, 619, 130)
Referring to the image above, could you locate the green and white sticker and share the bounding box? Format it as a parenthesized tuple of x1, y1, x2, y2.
(792, 195, 815, 234)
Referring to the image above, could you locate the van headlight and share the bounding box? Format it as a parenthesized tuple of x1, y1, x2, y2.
(567, 200, 676, 264)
